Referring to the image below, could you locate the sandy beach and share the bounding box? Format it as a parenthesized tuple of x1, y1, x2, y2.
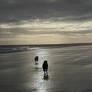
(0, 45, 92, 92)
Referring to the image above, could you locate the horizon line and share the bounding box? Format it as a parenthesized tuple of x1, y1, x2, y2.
(0, 42, 92, 46)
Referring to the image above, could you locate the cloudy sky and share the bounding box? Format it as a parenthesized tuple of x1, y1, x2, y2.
(0, 0, 92, 45)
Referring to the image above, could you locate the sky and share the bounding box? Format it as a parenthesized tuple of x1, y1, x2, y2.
(0, 0, 92, 45)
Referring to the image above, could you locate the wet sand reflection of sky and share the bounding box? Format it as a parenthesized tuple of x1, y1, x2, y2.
(28, 50, 50, 92)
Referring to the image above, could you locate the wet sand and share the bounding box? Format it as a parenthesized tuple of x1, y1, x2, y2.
(0, 45, 92, 92)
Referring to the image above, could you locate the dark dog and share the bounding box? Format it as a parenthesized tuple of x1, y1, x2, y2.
(34, 56, 39, 65)
(42, 60, 48, 74)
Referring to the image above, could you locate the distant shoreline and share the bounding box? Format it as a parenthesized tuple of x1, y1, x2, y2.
(0, 43, 92, 47)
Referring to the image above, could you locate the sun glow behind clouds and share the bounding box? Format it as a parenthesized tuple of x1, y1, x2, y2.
(0, 34, 70, 45)
(1, 20, 92, 31)
(0, 19, 92, 45)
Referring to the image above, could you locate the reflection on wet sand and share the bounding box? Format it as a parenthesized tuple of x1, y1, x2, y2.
(30, 69, 49, 92)
(43, 73, 49, 81)
(24, 49, 50, 92)
(32, 65, 49, 91)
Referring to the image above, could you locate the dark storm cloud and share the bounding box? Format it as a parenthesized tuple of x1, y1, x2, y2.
(0, 0, 92, 23)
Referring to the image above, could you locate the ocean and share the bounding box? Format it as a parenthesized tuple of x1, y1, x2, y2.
(0, 44, 92, 92)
